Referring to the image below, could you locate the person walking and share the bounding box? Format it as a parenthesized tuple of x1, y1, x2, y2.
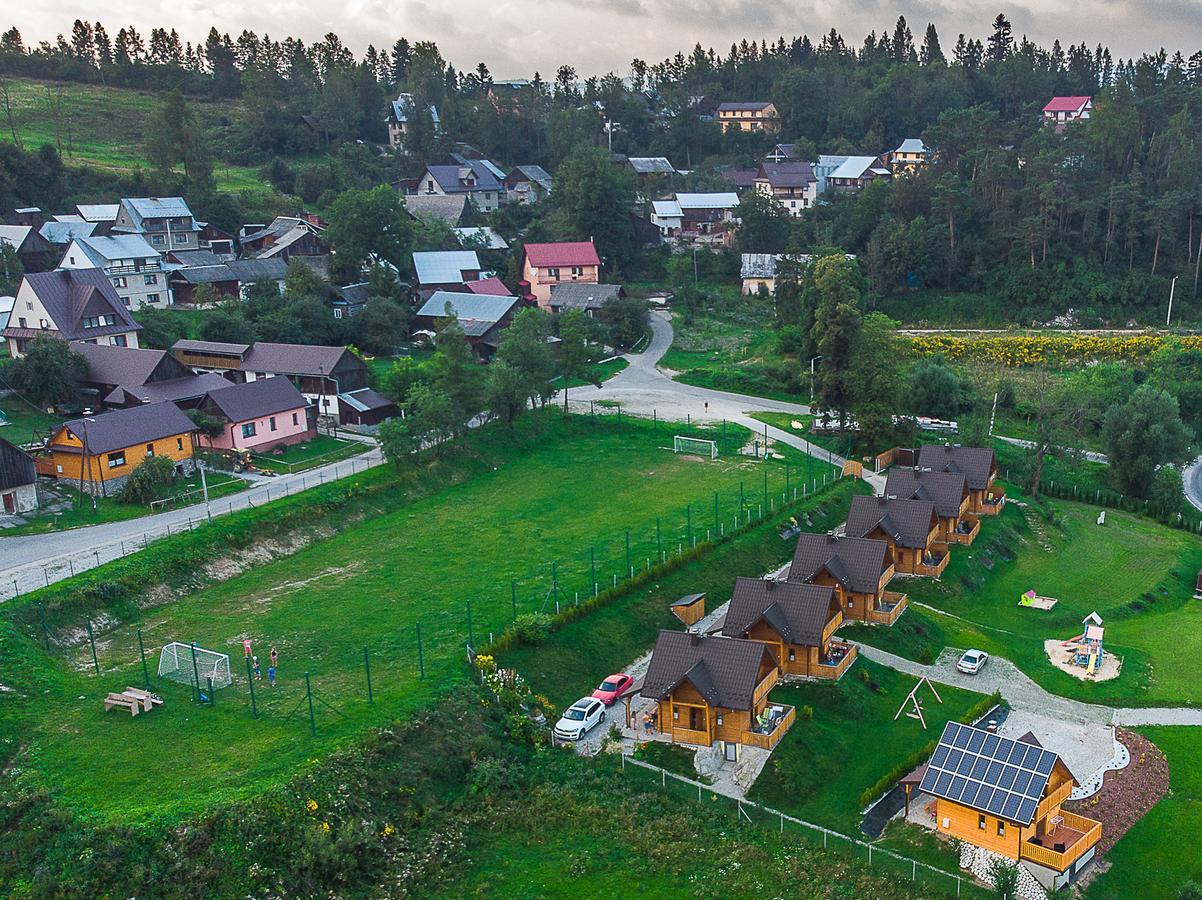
(270, 646, 278, 668)
(267, 663, 277, 687)
(252, 656, 261, 680)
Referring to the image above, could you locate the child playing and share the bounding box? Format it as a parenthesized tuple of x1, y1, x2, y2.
(252, 656, 261, 680)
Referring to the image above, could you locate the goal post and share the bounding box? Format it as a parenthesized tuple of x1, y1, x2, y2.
(158, 641, 233, 690)
(673, 436, 718, 460)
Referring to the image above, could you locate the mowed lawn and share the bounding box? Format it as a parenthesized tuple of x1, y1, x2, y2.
(19, 416, 834, 821)
(853, 497, 1202, 707)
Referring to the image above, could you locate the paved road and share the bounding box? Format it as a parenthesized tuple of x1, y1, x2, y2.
(1184, 455, 1202, 512)
(994, 434, 1109, 465)
(0, 438, 382, 601)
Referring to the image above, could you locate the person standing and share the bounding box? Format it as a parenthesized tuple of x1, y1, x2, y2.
(252, 656, 261, 680)
(267, 662, 277, 687)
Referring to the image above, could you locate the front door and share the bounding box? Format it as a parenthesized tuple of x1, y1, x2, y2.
(689, 707, 702, 731)
(2, 492, 14, 514)
(723, 741, 738, 761)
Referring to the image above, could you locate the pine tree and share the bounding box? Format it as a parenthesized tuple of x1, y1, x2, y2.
(920, 23, 944, 65)
(987, 13, 1013, 63)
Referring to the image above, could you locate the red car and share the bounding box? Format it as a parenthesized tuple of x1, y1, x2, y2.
(591, 673, 633, 706)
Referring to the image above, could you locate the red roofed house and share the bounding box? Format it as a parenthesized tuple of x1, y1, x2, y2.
(1042, 96, 1092, 132)
(519, 241, 600, 309)
(466, 276, 514, 297)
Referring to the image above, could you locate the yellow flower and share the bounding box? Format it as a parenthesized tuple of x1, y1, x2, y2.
(382, 823, 395, 837)
(321, 821, 331, 833)
(305, 799, 318, 814)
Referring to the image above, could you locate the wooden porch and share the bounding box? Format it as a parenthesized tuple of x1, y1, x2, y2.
(867, 591, 908, 625)
(812, 641, 857, 680)
(976, 486, 1006, 516)
(1020, 811, 1101, 872)
(741, 704, 796, 750)
(950, 515, 980, 545)
(913, 544, 950, 578)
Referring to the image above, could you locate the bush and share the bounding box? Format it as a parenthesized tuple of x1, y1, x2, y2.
(778, 324, 804, 355)
(798, 705, 813, 721)
(917, 646, 936, 665)
(120, 455, 178, 505)
(511, 613, 553, 646)
(987, 857, 1020, 897)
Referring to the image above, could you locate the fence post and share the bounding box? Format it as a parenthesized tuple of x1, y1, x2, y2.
(208, 676, 215, 707)
(137, 628, 150, 688)
(190, 642, 202, 702)
(552, 562, 559, 607)
(245, 654, 258, 718)
(305, 672, 316, 735)
(416, 623, 425, 679)
(364, 646, 373, 704)
(85, 619, 100, 674)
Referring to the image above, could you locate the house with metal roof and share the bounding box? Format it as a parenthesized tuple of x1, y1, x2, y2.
(754, 162, 817, 216)
(827, 156, 892, 194)
(239, 217, 328, 261)
(764, 143, 801, 163)
(412, 250, 483, 293)
(720, 577, 856, 680)
(650, 192, 741, 245)
(625, 157, 677, 177)
(547, 283, 623, 316)
(415, 290, 520, 359)
(60, 234, 172, 310)
(917, 722, 1101, 887)
(884, 468, 978, 545)
(844, 495, 948, 577)
(641, 630, 794, 753)
(740, 253, 783, 294)
(400, 194, 473, 227)
(715, 101, 780, 134)
(503, 165, 554, 205)
(410, 162, 503, 212)
(0, 437, 39, 516)
(337, 387, 400, 428)
(916, 445, 1004, 516)
(519, 241, 601, 308)
(386, 93, 440, 147)
(890, 138, 930, 175)
(454, 227, 508, 251)
(196, 377, 314, 453)
(75, 204, 120, 224)
(111, 197, 201, 252)
(39, 220, 98, 246)
(787, 532, 906, 626)
(47, 402, 197, 495)
(2, 269, 142, 357)
(0, 224, 55, 272)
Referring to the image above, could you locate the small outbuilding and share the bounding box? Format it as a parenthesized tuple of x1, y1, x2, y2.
(0, 437, 38, 515)
(671, 593, 706, 626)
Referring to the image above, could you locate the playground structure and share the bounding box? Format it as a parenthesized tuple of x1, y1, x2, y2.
(893, 675, 943, 729)
(1019, 589, 1059, 610)
(1044, 612, 1122, 682)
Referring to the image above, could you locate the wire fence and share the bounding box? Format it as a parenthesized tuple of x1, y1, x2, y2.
(614, 755, 989, 899)
(1019, 472, 1202, 534)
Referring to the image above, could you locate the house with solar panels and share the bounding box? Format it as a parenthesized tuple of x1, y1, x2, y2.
(917, 722, 1101, 888)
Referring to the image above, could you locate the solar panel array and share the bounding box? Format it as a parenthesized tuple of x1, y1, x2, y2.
(918, 721, 1058, 826)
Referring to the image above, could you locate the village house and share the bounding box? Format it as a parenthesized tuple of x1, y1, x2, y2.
(59, 234, 172, 310)
(813, 154, 848, 194)
(764, 143, 802, 163)
(466, 276, 513, 296)
(641, 630, 794, 757)
(718, 167, 758, 193)
(715, 101, 780, 133)
(884, 467, 979, 545)
(889, 138, 930, 175)
(624, 157, 677, 180)
(111, 197, 201, 253)
(39, 220, 98, 248)
(195, 377, 315, 453)
(168, 257, 290, 305)
(71, 341, 190, 399)
(46, 401, 197, 496)
(844, 495, 948, 578)
(754, 162, 818, 215)
(0, 437, 39, 516)
(502, 165, 554, 205)
(916, 722, 1101, 889)
(239, 217, 328, 261)
(0, 224, 55, 272)
(409, 162, 503, 213)
(917, 445, 1005, 516)
(1042, 96, 1093, 132)
(412, 250, 484, 296)
(650, 192, 741, 245)
(337, 387, 400, 428)
(454, 227, 508, 251)
(547, 283, 623, 318)
(720, 577, 857, 680)
(401, 194, 473, 228)
(519, 241, 601, 308)
(826, 156, 892, 193)
(740, 253, 783, 295)
(415, 291, 520, 361)
(330, 282, 370, 320)
(386, 93, 440, 147)
(74, 203, 120, 228)
(2, 269, 142, 357)
(788, 532, 907, 625)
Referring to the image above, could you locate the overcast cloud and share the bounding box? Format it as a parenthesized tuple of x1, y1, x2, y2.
(12, 1, 1202, 79)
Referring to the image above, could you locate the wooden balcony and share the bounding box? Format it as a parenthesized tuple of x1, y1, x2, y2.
(1021, 811, 1101, 872)
(951, 516, 980, 545)
(978, 485, 1006, 516)
(741, 704, 795, 750)
(914, 545, 950, 578)
(868, 591, 908, 625)
(1034, 779, 1074, 824)
(814, 642, 857, 680)
(751, 669, 780, 706)
(669, 725, 712, 747)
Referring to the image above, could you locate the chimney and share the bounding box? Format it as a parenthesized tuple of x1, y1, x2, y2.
(764, 579, 774, 591)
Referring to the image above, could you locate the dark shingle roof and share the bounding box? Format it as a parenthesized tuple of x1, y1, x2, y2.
(71, 342, 185, 388)
(642, 631, 775, 710)
(201, 376, 307, 423)
(13, 269, 140, 341)
(845, 496, 938, 549)
(241, 342, 358, 378)
(338, 387, 396, 413)
(918, 722, 1066, 827)
(58, 402, 195, 455)
(0, 437, 36, 491)
(756, 161, 816, 188)
(225, 258, 290, 282)
(917, 445, 998, 491)
(173, 339, 251, 357)
(104, 372, 233, 406)
(548, 283, 622, 311)
(722, 578, 837, 646)
(788, 533, 891, 594)
(884, 468, 970, 518)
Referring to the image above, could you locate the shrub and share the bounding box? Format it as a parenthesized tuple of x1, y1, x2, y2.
(987, 857, 1020, 897)
(798, 705, 813, 721)
(120, 455, 178, 505)
(511, 613, 553, 646)
(917, 647, 936, 665)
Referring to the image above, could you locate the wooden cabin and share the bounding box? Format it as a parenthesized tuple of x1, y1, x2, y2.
(641, 631, 794, 756)
(720, 577, 856, 680)
(920, 722, 1100, 888)
(917, 445, 1005, 516)
(788, 533, 907, 625)
(845, 495, 948, 577)
(671, 593, 706, 627)
(884, 468, 979, 545)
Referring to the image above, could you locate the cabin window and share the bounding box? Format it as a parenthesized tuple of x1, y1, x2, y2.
(571, 266, 583, 277)
(56, 464, 63, 474)
(152, 235, 164, 245)
(147, 294, 160, 304)
(112, 335, 127, 347)
(175, 233, 188, 244)
(107, 451, 126, 468)
(788, 649, 796, 661)
(672, 708, 679, 721)
(176, 438, 184, 450)
(996, 821, 1005, 837)
(242, 423, 257, 438)
(269, 416, 277, 432)
(716, 714, 723, 726)
(292, 413, 299, 426)
(978, 814, 986, 830)
(146, 444, 155, 457)
(144, 273, 158, 285)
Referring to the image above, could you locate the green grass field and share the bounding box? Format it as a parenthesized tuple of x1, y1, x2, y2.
(10, 414, 839, 822)
(250, 434, 364, 474)
(848, 496, 1202, 707)
(0, 394, 63, 446)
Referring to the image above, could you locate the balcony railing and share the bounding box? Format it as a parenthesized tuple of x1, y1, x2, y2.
(741, 704, 795, 750)
(751, 670, 780, 706)
(978, 485, 1006, 516)
(814, 642, 857, 680)
(1020, 811, 1101, 872)
(1034, 779, 1074, 824)
(668, 725, 712, 747)
(915, 545, 950, 578)
(869, 591, 908, 625)
(951, 516, 980, 545)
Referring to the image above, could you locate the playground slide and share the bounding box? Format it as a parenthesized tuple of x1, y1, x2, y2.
(1087, 652, 1099, 675)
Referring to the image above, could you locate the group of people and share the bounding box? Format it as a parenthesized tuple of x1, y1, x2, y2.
(249, 645, 279, 687)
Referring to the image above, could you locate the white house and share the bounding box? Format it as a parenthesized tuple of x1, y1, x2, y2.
(59, 234, 172, 310)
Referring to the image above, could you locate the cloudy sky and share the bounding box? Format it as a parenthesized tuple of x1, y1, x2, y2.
(13, 1, 1202, 78)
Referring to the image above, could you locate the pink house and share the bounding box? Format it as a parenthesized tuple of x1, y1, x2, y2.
(519, 241, 601, 309)
(196, 377, 314, 452)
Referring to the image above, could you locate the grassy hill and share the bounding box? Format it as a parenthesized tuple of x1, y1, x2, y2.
(0, 76, 273, 196)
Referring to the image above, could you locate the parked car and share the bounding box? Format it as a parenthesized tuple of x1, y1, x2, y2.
(957, 649, 989, 674)
(553, 697, 606, 741)
(591, 673, 634, 706)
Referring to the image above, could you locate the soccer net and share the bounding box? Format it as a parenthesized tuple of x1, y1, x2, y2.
(158, 642, 233, 690)
(673, 436, 718, 459)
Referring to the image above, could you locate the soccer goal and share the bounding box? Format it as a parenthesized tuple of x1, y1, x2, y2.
(673, 435, 718, 459)
(158, 642, 233, 690)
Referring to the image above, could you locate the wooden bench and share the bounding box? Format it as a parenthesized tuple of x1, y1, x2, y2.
(104, 693, 140, 716)
(122, 687, 164, 712)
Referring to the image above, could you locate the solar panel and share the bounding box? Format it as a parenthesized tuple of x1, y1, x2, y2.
(1018, 799, 1038, 822)
(1007, 741, 1028, 766)
(987, 792, 1006, 815)
(981, 733, 1000, 757)
(1013, 771, 1032, 796)
(967, 730, 986, 753)
(952, 724, 971, 749)
(1002, 794, 1022, 820)
(936, 771, 953, 794)
(1035, 752, 1055, 776)
(998, 766, 1017, 791)
(987, 761, 1003, 782)
(950, 776, 967, 800)
(971, 757, 989, 780)
(946, 749, 964, 772)
(931, 745, 949, 768)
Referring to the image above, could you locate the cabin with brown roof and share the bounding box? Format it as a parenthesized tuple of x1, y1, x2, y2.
(845, 495, 949, 577)
(884, 468, 979, 545)
(641, 631, 793, 753)
(917, 445, 1005, 516)
(788, 533, 907, 625)
(721, 577, 856, 680)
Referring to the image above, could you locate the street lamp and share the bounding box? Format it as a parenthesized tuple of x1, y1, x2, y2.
(809, 355, 822, 406)
(1167, 275, 1179, 327)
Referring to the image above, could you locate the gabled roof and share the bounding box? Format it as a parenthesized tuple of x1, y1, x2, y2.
(1043, 96, 1092, 113)
(241, 342, 361, 378)
(173, 339, 251, 358)
(756, 161, 816, 188)
(917, 445, 998, 491)
(69, 234, 160, 264)
(169, 249, 223, 267)
(894, 138, 927, 155)
(788, 533, 891, 594)
(338, 387, 397, 413)
(172, 264, 238, 285)
(505, 164, 553, 192)
(740, 253, 783, 279)
(642, 630, 776, 710)
(465, 277, 513, 297)
(118, 197, 195, 229)
(412, 250, 482, 285)
(883, 468, 969, 518)
(674, 192, 740, 210)
(722, 577, 838, 646)
(75, 203, 120, 223)
(0, 225, 38, 253)
(454, 227, 508, 250)
(627, 157, 676, 175)
(389, 93, 439, 125)
(225, 258, 290, 283)
(829, 157, 884, 180)
(719, 168, 758, 189)
(39, 221, 98, 244)
(425, 162, 502, 194)
(58, 401, 195, 454)
(919, 721, 1069, 827)
(70, 342, 187, 388)
(104, 372, 233, 407)
(523, 241, 600, 269)
(651, 200, 682, 218)
(402, 194, 471, 226)
(332, 282, 370, 307)
(548, 282, 622, 311)
(201, 376, 307, 423)
(716, 101, 775, 112)
(10, 269, 140, 341)
(417, 290, 518, 324)
(845, 496, 938, 549)
(0, 437, 36, 491)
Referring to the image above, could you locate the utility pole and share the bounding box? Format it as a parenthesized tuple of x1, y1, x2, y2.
(809, 356, 822, 406)
(1167, 275, 1178, 326)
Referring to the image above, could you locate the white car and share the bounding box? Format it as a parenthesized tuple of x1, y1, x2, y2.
(553, 697, 606, 741)
(957, 649, 989, 675)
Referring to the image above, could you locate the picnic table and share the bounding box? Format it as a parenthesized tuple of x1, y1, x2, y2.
(103, 687, 164, 716)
